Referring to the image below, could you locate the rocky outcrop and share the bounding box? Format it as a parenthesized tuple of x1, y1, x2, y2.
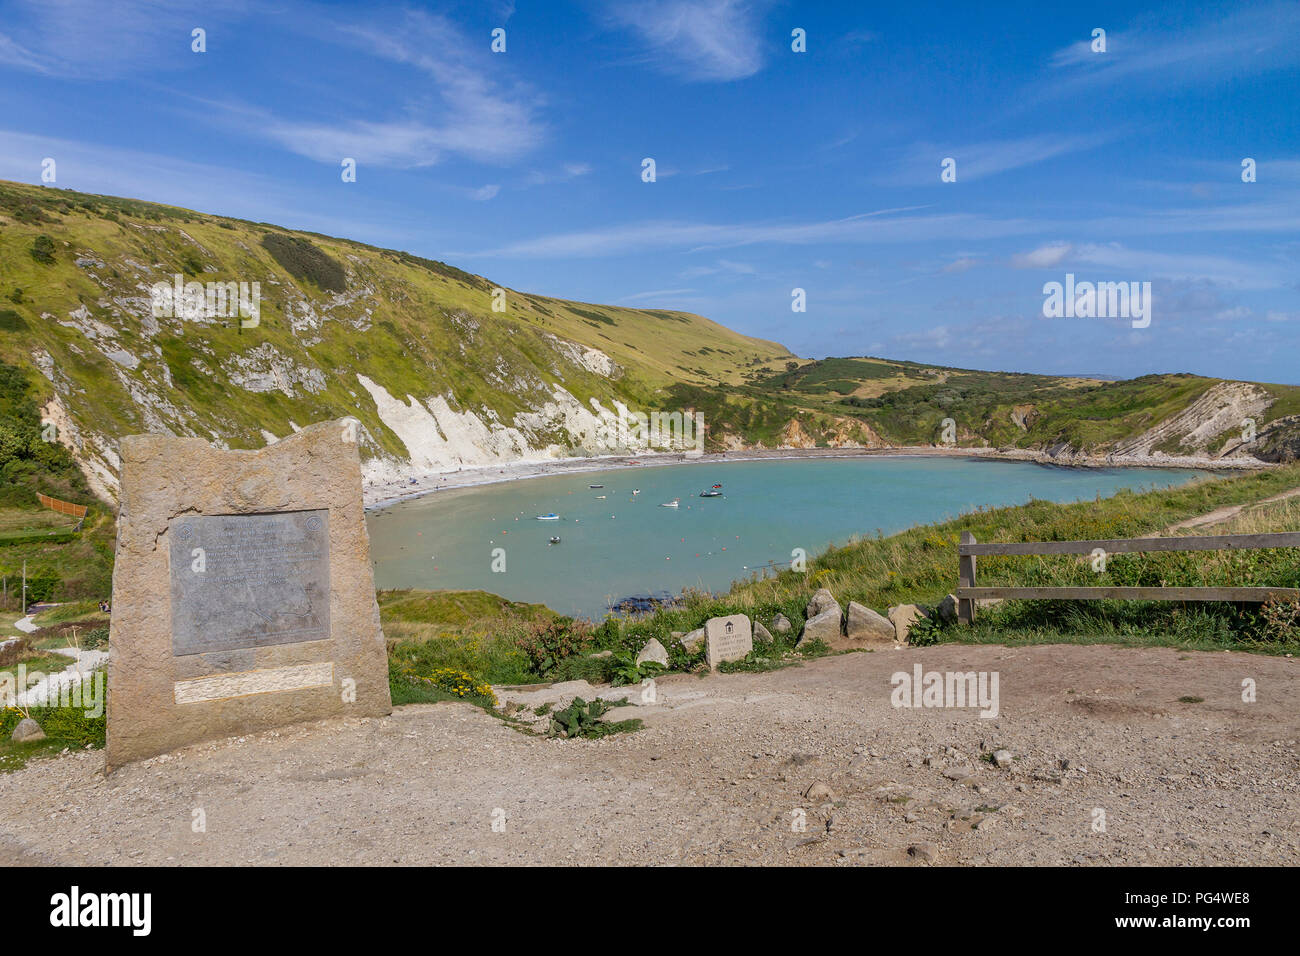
(1110, 381, 1273, 459)
(1010, 404, 1039, 431)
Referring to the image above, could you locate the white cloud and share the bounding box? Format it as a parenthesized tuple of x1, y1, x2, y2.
(247, 10, 545, 168)
(898, 134, 1114, 184)
(0, 0, 246, 79)
(1045, 3, 1300, 91)
(602, 0, 768, 81)
(469, 184, 501, 201)
(461, 205, 1048, 258)
(1010, 242, 1073, 269)
(681, 258, 757, 278)
(618, 288, 697, 302)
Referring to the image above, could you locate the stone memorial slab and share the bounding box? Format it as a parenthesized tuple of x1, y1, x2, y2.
(705, 614, 753, 669)
(106, 420, 391, 768)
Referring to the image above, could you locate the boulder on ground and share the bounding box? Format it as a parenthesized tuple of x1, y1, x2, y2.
(937, 593, 959, 623)
(796, 607, 841, 648)
(11, 718, 45, 743)
(679, 628, 705, 653)
(807, 588, 840, 619)
(888, 604, 930, 644)
(753, 620, 774, 644)
(635, 637, 669, 667)
(844, 601, 896, 645)
(771, 613, 792, 634)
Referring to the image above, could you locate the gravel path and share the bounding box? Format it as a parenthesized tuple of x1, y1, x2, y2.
(2, 644, 1296, 866)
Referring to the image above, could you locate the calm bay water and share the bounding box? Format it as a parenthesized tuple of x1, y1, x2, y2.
(366, 457, 1207, 619)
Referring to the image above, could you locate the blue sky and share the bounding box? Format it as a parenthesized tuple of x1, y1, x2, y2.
(1, 0, 1297, 381)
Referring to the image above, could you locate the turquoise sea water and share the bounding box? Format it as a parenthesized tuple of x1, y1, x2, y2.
(366, 457, 1207, 619)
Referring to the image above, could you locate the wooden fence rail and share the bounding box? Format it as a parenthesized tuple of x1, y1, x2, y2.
(37, 493, 87, 519)
(955, 530, 1300, 624)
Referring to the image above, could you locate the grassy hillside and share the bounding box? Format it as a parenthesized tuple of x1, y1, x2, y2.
(0, 179, 792, 496)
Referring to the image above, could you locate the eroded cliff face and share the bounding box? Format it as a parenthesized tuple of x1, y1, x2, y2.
(1109, 381, 1275, 459)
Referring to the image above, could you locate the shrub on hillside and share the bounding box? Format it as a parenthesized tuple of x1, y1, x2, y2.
(29, 235, 56, 264)
(261, 233, 347, 293)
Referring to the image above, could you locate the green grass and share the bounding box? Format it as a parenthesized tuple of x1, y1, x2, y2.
(0, 698, 105, 772)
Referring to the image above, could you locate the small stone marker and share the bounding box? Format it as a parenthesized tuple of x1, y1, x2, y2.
(704, 614, 752, 669)
(106, 420, 391, 769)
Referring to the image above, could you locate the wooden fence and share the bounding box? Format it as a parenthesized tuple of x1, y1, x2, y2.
(955, 530, 1300, 624)
(37, 493, 88, 519)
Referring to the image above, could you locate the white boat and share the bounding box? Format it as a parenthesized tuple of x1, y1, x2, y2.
(659, 498, 680, 508)
(632, 489, 641, 495)
(535, 513, 560, 520)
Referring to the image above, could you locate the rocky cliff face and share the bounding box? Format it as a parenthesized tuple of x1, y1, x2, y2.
(1109, 381, 1275, 459)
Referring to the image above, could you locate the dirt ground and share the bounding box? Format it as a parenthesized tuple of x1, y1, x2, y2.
(2, 643, 1297, 866)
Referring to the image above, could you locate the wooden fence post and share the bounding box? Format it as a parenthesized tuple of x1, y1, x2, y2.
(958, 531, 976, 625)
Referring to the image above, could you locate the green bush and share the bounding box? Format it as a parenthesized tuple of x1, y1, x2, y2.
(29, 235, 56, 264)
(261, 233, 346, 292)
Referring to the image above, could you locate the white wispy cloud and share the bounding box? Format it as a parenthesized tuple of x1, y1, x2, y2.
(618, 288, 697, 302)
(0, 0, 250, 79)
(896, 133, 1114, 184)
(1046, 3, 1300, 90)
(601, 0, 769, 81)
(1010, 242, 1074, 269)
(259, 11, 545, 167)
(460, 205, 1048, 258)
(681, 259, 757, 278)
(1008, 239, 1287, 291)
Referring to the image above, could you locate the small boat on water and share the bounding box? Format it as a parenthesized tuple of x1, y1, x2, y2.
(589, 484, 603, 489)
(632, 489, 641, 495)
(535, 513, 560, 520)
(711, 483, 722, 489)
(699, 489, 722, 498)
(548, 536, 561, 545)
(659, 498, 680, 508)
(596, 495, 606, 499)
